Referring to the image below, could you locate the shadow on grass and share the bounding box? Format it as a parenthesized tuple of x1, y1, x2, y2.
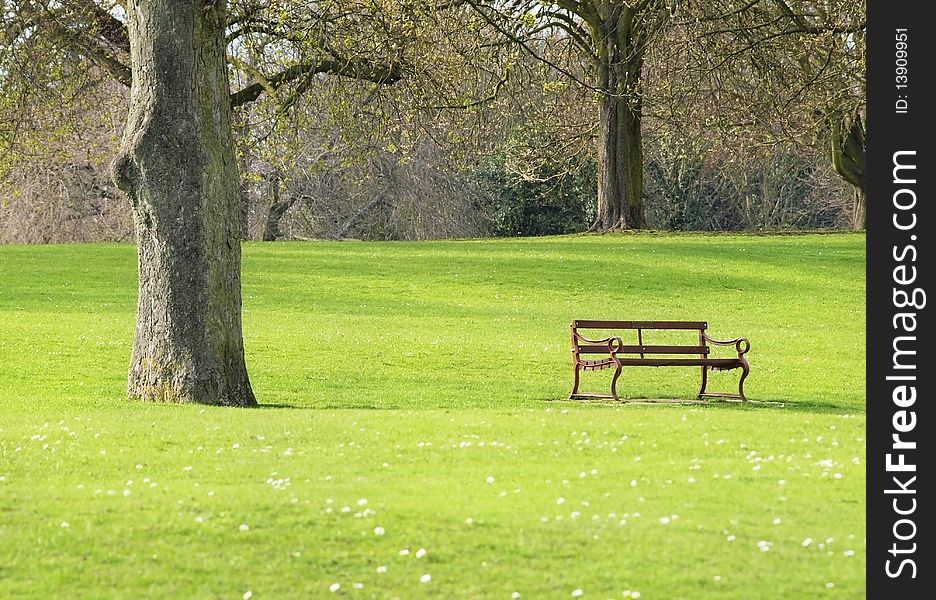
(253, 401, 393, 410)
(253, 402, 302, 410)
(549, 396, 863, 415)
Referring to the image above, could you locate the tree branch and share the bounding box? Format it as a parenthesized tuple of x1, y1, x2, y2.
(229, 56, 403, 108)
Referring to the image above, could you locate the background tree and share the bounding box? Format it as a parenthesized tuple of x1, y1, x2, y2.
(675, 0, 866, 228)
(468, 0, 678, 231)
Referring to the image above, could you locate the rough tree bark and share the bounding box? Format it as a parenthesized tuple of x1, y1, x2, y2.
(112, 0, 256, 406)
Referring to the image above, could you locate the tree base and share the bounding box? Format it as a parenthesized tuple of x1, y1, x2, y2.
(586, 217, 632, 233)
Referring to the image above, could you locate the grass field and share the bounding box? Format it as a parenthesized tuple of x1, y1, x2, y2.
(0, 233, 865, 598)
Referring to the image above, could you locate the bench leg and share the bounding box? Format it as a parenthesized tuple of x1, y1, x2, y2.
(570, 363, 581, 399)
(610, 365, 621, 401)
(737, 358, 750, 402)
(697, 365, 709, 399)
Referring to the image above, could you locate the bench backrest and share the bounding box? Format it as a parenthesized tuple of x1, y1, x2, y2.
(571, 320, 709, 359)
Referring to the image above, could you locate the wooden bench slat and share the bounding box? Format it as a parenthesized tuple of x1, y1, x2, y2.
(577, 344, 710, 355)
(617, 357, 741, 368)
(572, 320, 707, 330)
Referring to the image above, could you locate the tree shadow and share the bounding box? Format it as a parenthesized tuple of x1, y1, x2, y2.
(251, 402, 302, 410)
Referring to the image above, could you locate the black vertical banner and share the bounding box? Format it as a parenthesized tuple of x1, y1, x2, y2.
(867, 0, 933, 596)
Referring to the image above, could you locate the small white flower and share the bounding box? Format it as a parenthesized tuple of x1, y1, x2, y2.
(239, 523, 250, 532)
(825, 582, 835, 589)
(571, 589, 583, 597)
(352, 583, 364, 590)
(465, 517, 474, 525)
(376, 565, 387, 574)
(357, 498, 368, 506)
(399, 548, 410, 556)
(772, 518, 781, 525)
(373, 526, 385, 536)
(329, 582, 340, 592)
(419, 574, 431, 584)
(243, 592, 252, 600)
(726, 535, 736, 542)
(631, 593, 641, 599)
(802, 537, 813, 547)
(630, 480, 638, 487)
(415, 548, 426, 558)
(60, 521, 70, 528)
(658, 517, 670, 525)
(486, 476, 495, 484)
(512, 593, 521, 599)
(843, 550, 855, 557)
(556, 497, 565, 505)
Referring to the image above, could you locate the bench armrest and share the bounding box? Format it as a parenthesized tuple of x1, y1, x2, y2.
(703, 334, 750, 356)
(574, 334, 625, 355)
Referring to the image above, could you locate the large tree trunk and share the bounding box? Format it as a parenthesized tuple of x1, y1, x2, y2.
(594, 66, 626, 231)
(112, 0, 256, 406)
(592, 72, 647, 231)
(591, 6, 648, 232)
(619, 90, 645, 228)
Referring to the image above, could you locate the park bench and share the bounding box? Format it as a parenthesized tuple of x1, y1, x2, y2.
(569, 320, 751, 402)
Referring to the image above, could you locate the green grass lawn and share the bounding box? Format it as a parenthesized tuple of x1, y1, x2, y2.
(0, 233, 865, 598)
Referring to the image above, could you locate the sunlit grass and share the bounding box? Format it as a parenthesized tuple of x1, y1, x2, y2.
(0, 233, 865, 598)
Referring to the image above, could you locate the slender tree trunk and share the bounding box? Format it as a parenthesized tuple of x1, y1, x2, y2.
(112, 0, 256, 406)
(262, 169, 296, 241)
(853, 187, 867, 230)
